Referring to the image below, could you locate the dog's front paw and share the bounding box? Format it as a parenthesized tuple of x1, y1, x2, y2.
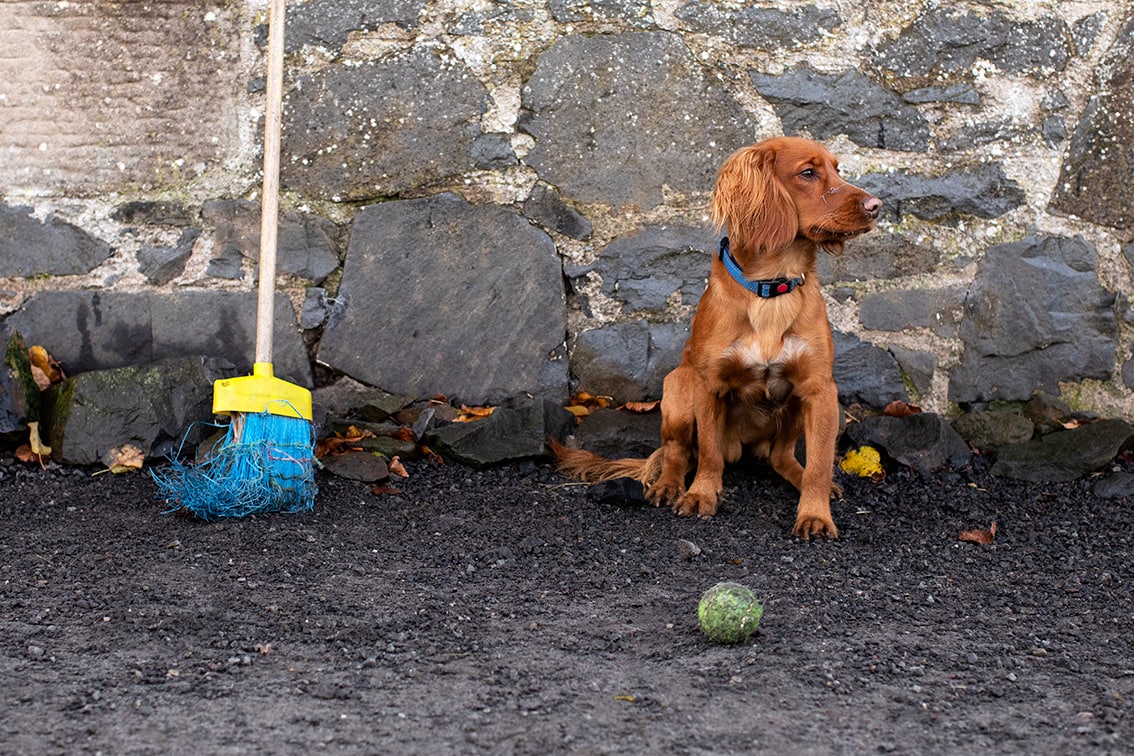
(645, 479, 684, 508)
(792, 515, 838, 540)
(673, 491, 719, 518)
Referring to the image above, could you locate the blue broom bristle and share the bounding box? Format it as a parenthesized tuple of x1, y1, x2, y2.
(152, 412, 317, 520)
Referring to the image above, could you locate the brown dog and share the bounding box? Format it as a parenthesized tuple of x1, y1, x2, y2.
(555, 137, 882, 539)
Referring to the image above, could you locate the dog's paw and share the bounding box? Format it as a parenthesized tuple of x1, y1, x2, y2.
(673, 492, 719, 518)
(792, 515, 838, 540)
(645, 479, 684, 508)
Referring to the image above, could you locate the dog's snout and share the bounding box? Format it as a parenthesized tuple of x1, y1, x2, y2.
(863, 195, 882, 219)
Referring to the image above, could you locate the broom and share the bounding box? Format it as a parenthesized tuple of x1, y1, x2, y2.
(153, 0, 316, 519)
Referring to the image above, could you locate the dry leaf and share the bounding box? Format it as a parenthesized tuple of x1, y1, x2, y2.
(370, 484, 402, 496)
(28, 345, 65, 385)
(622, 400, 660, 413)
(883, 400, 921, 418)
(30, 365, 52, 391)
(421, 445, 444, 464)
(959, 522, 998, 544)
(388, 456, 409, 478)
(570, 392, 612, 410)
(565, 405, 591, 419)
(101, 444, 144, 474)
(392, 426, 415, 442)
(454, 405, 495, 422)
(16, 422, 52, 467)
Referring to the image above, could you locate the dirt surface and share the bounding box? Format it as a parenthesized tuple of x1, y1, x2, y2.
(2, 452, 1133, 754)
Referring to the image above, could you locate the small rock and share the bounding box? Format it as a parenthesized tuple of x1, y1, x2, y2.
(1093, 471, 1134, 499)
(675, 539, 701, 559)
(321, 450, 389, 482)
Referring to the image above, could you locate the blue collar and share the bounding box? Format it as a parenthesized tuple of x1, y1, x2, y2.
(717, 237, 805, 298)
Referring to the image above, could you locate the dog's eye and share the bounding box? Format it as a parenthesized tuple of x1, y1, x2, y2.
(799, 169, 818, 179)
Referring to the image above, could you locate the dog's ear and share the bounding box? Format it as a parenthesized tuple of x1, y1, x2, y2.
(711, 143, 797, 252)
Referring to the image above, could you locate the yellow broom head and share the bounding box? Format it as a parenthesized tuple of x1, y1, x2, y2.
(213, 362, 312, 420)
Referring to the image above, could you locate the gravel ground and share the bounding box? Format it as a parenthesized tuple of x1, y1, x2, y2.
(1, 453, 1132, 754)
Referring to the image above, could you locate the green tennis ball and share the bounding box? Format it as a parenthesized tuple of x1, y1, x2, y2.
(697, 582, 764, 643)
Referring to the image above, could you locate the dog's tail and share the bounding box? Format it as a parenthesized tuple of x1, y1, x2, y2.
(549, 438, 663, 487)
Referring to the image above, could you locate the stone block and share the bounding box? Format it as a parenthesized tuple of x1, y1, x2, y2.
(40, 356, 236, 465)
(521, 32, 755, 209)
(0, 203, 112, 277)
(2, 291, 312, 388)
(950, 236, 1117, 404)
(318, 193, 567, 404)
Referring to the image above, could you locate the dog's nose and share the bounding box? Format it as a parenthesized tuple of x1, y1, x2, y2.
(863, 196, 882, 219)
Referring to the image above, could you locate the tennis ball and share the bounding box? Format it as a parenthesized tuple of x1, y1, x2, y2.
(697, 582, 764, 643)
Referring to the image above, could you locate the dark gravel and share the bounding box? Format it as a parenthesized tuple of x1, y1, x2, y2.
(2, 453, 1132, 754)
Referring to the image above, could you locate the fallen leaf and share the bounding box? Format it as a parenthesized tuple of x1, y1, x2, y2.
(883, 400, 921, 418)
(613, 694, 637, 703)
(28, 345, 65, 385)
(315, 427, 378, 458)
(421, 445, 444, 464)
(621, 400, 660, 413)
(388, 456, 409, 478)
(840, 446, 884, 480)
(454, 405, 495, 422)
(29, 365, 52, 391)
(370, 485, 402, 496)
(570, 392, 612, 410)
(392, 426, 415, 442)
(16, 422, 52, 467)
(101, 444, 144, 474)
(959, 522, 998, 545)
(565, 404, 591, 419)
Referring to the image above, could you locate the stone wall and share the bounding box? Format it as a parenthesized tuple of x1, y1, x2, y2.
(1, 0, 1132, 416)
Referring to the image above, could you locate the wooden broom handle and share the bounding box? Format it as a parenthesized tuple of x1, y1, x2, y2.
(255, 0, 286, 366)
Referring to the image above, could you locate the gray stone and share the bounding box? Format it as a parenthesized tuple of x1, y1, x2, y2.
(817, 232, 939, 282)
(991, 419, 1134, 482)
(872, 7, 1072, 82)
(470, 134, 517, 169)
(283, 50, 488, 201)
(137, 228, 198, 285)
(901, 84, 980, 105)
(572, 407, 661, 460)
(575, 225, 713, 314)
(859, 286, 965, 338)
(571, 320, 689, 402)
(950, 236, 1117, 404)
(521, 32, 755, 209)
(833, 331, 907, 409)
(951, 411, 1035, 452)
(1049, 16, 1134, 231)
(300, 287, 328, 330)
(523, 184, 593, 241)
(1124, 357, 1134, 391)
(2, 290, 312, 387)
(284, 0, 424, 53)
(1095, 471, 1134, 499)
(0, 203, 112, 277)
(844, 413, 972, 474)
(750, 64, 930, 151)
(320, 450, 388, 483)
(425, 397, 576, 468)
(40, 356, 236, 465)
(201, 200, 339, 284)
(112, 201, 194, 227)
(888, 346, 936, 399)
(855, 163, 1026, 222)
(311, 377, 413, 421)
(571, 319, 684, 401)
(318, 193, 567, 404)
(676, 3, 841, 49)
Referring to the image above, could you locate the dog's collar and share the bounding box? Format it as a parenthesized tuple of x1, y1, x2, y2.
(718, 237, 805, 298)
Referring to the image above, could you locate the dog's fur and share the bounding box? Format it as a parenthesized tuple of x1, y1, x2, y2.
(554, 137, 881, 539)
